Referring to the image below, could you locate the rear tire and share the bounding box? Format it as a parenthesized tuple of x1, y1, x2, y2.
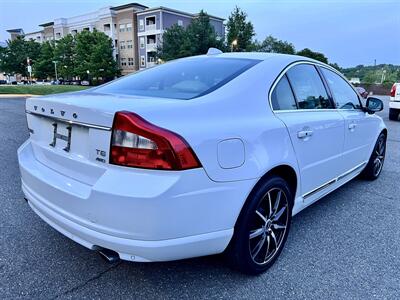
(361, 132, 386, 180)
(225, 176, 293, 275)
(389, 108, 399, 121)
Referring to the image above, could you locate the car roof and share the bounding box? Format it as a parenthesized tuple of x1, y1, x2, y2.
(208, 52, 320, 64)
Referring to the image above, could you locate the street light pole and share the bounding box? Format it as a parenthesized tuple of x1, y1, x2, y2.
(231, 39, 238, 52)
(52, 61, 58, 82)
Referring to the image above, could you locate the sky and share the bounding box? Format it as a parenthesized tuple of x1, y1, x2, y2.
(0, 0, 399, 67)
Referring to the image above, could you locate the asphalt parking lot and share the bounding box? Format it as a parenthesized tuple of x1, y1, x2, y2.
(0, 96, 399, 299)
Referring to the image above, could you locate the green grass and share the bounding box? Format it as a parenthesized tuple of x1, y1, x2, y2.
(0, 85, 90, 95)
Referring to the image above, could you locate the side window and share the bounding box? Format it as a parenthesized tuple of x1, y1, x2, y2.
(271, 75, 297, 110)
(287, 64, 332, 109)
(321, 67, 361, 109)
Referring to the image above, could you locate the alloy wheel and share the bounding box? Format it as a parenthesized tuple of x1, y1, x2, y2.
(249, 188, 289, 265)
(373, 135, 385, 177)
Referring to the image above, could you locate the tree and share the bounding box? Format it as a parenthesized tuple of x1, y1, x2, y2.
(328, 62, 341, 72)
(296, 48, 328, 64)
(74, 30, 119, 81)
(157, 11, 225, 61)
(0, 36, 41, 76)
(363, 70, 379, 84)
(226, 6, 255, 51)
(157, 24, 190, 61)
(184, 10, 225, 55)
(252, 35, 295, 54)
(54, 34, 75, 80)
(88, 30, 119, 80)
(34, 41, 55, 79)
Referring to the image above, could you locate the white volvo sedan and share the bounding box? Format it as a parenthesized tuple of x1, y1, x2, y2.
(18, 51, 386, 274)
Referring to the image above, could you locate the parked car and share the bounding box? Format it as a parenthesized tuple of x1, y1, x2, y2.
(81, 80, 90, 86)
(18, 51, 386, 275)
(0, 80, 7, 85)
(355, 86, 368, 99)
(389, 83, 400, 120)
(36, 80, 51, 85)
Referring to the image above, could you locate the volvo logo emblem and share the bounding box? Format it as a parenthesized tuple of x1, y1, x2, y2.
(33, 107, 75, 119)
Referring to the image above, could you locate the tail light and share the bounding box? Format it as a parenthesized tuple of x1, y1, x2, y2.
(390, 84, 396, 97)
(110, 111, 201, 170)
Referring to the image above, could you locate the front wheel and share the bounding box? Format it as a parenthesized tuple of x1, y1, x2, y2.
(361, 132, 386, 180)
(226, 176, 293, 275)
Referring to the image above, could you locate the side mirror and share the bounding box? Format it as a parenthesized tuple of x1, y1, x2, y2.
(365, 97, 383, 114)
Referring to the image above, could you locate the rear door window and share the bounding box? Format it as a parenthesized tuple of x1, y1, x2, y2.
(271, 75, 297, 110)
(286, 64, 332, 109)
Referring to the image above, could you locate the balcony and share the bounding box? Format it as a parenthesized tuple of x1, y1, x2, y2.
(146, 43, 157, 52)
(145, 24, 156, 32)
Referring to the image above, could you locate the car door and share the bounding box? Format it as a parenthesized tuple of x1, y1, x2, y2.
(319, 67, 377, 172)
(271, 63, 345, 198)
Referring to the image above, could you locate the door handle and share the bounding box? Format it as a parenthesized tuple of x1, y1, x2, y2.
(348, 123, 357, 130)
(297, 130, 313, 139)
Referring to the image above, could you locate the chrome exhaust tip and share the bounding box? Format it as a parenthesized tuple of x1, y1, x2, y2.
(98, 248, 120, 263)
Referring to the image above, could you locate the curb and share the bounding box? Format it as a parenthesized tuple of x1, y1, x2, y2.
(0, 94, 38, 98)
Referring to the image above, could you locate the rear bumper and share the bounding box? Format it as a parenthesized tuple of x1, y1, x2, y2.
(18, 140, 256, 262)
(389, 101, 400, 110)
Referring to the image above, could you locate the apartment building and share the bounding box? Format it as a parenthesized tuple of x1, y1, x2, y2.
(7, 3, 225, 74)
(137, 7, 225, 69)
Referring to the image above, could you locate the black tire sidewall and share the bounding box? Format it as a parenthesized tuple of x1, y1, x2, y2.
(228, 175, 293, 275)
(389, 108, 399, 121)
(362, 132, 386, 180)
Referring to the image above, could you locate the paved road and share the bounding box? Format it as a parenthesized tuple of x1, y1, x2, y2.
(1, 96, 399, 299)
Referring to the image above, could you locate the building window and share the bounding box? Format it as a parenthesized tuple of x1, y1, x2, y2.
(127, 40, 133, 49)
(120, 41, 125, 50)
(83, 27, 90, 31)
(119, 24, 125, 32)
(177, 20, 183, 26)
(128, 58, 134, 66)
(71, 29, 78, 35)
(147, 35, 156, 45)
(120, 58, 127, 66)
(56, 33, 61, 39)
(140, 56, 145, 67)
(126, 23, 132, 32)
(145, 16, 156, 31)
(139, 37, 145, 49)
(139, 19, 144, 31)
(104, 24, 111, 31)
(146, 16, 156, 26)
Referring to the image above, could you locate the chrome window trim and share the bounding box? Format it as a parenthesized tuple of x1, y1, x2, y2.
(274, 108, 358, 114)
(302, 161, 367, 199)
(268, 60, 363, 113)
(26, 110, 112, 131)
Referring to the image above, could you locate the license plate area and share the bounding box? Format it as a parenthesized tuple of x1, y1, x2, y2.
(49, 122, 72, 152)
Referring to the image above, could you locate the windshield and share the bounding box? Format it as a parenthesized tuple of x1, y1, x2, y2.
(95, 57, 260, 100)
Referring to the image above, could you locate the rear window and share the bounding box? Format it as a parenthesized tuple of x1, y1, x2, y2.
(95, 57, 260, 100)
